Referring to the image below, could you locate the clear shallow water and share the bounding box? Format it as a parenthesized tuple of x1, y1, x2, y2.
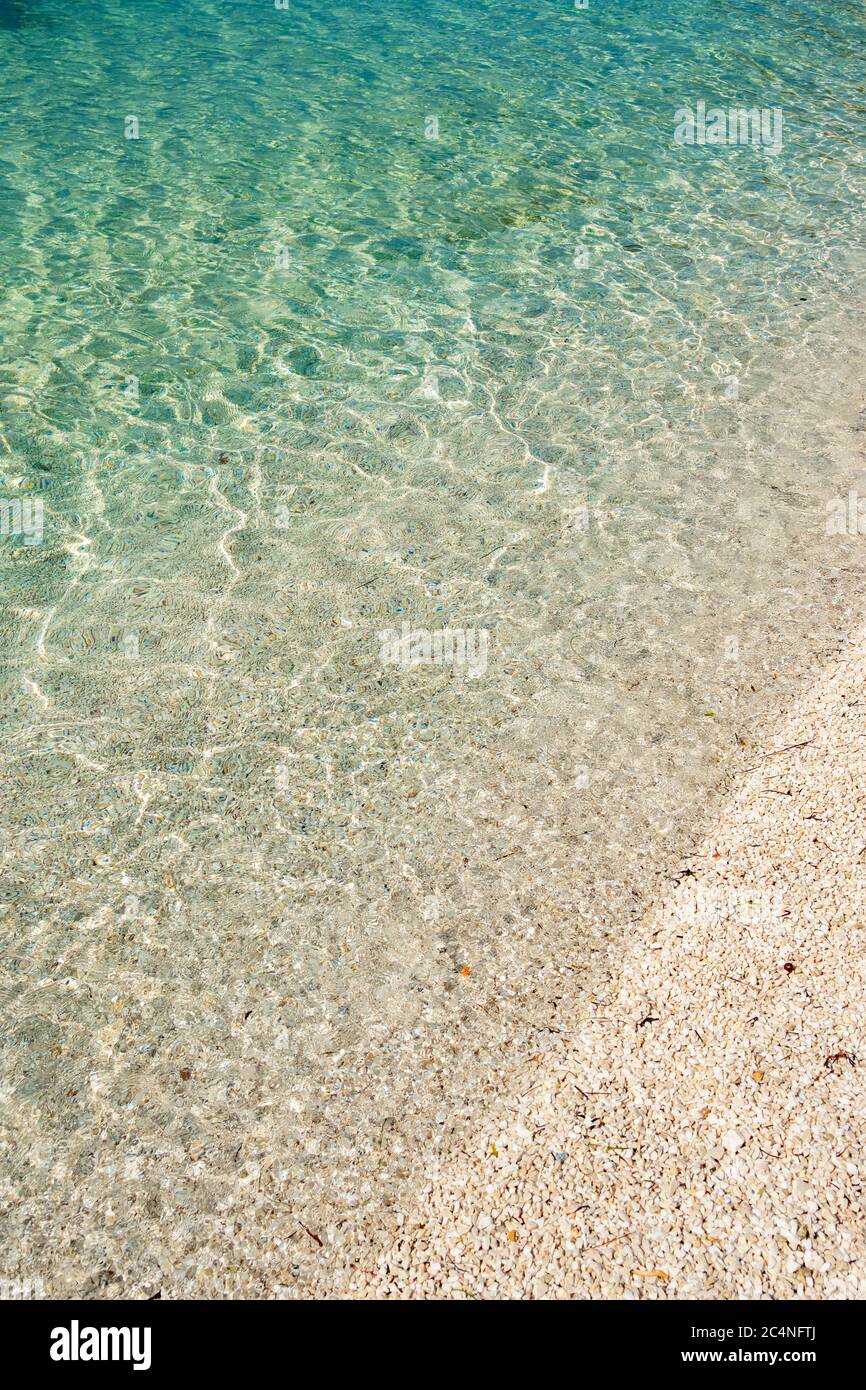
(2, 0, 866, 1293)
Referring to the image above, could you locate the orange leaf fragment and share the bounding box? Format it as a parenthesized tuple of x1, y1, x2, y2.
(507, 1231, 517, 1243)
(459, 965, 472, 977)
(752, 1070, 764, 1082)
(633, 1269, 669, 1281)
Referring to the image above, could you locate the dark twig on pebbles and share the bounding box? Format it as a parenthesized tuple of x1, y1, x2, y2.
(743, 738, 814, 772)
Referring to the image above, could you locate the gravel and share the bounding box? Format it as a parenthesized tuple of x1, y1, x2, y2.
(332, 633, 866, 1297)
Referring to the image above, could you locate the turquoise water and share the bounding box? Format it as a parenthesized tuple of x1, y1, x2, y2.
(2, 0, 866, 1293)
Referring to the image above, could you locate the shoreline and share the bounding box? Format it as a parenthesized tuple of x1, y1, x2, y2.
(3, 315, 866, 1300)
(5, 296, 866, 1312)
(320, 624, 866, 1297)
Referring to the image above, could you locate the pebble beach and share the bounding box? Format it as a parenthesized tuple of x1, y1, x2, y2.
(323, 628, 866, 1298)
